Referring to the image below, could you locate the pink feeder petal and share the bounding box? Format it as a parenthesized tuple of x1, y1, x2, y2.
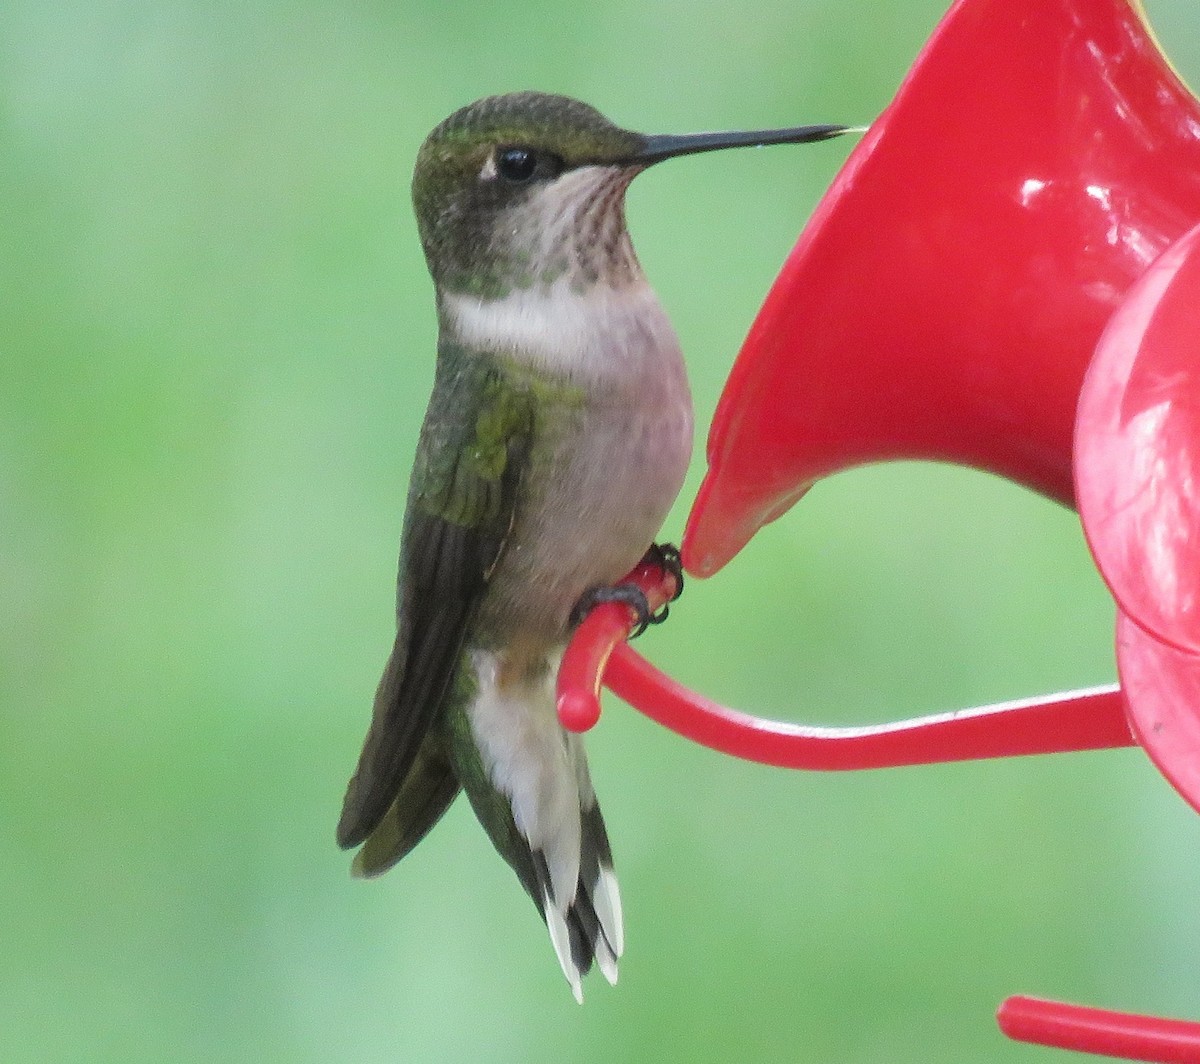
(998, 995, 1200, 1062)
(1116, 611, 1200, 816)
(683, 0, 1200, 578)
(1077, 222, 1200, 657)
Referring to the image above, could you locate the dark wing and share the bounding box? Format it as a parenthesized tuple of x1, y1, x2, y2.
(336, 351, 533, 851)
(348, 736, 462, 877)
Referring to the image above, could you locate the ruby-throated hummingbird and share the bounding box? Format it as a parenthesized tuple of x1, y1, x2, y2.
(337, 92, 847, 1000)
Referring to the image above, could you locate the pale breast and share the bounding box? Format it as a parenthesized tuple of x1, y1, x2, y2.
(445, 280, 694, 645)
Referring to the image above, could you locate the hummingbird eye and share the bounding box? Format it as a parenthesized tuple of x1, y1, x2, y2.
(494, 146, 563, 183)
(495, 147, 538, 182)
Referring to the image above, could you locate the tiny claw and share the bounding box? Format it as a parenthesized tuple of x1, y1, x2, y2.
(556, 554, 684, 734)
(644, 542, 684, 602)
(571, 584, 655, 637)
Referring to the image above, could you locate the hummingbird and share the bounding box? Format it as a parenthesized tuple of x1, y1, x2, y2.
(337, 91, 848, 1001)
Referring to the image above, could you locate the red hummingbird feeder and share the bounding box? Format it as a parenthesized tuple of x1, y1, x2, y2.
(557, 0, 1200, 1057)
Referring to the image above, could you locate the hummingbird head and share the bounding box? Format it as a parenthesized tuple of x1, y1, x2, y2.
(412, 91, 847, 300)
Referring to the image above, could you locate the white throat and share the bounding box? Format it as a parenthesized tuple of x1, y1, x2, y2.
(439, 163, 680, 380)
(441, 280, 679, 380)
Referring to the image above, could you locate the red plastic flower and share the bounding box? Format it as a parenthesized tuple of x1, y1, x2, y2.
(559, 0, 1200, 1056)
(1077, 221, 1200, 824)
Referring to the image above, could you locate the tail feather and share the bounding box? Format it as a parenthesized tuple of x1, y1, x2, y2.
(452, 649, 625, 1000)
(579, 801, 624, 959)
(541, 883, 584, 1004)
(530, 797, 624, 1001)
(594, 934, 618, 986)
(565, 878, 619, 988)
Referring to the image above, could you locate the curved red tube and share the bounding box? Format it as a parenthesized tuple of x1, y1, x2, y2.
(556, 561, 1135, 764)
(998, 996, 1200, 1063)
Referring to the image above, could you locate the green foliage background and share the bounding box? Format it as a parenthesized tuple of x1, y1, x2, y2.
(4, 1, 1200, 1061)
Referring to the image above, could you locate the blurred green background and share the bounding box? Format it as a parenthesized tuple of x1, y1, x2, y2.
(4, 1, 1200, 1061)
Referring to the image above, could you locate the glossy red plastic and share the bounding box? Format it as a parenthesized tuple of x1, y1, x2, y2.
(608, 645, 1132, 768)
(556, 556, 1128, 758)
(683, 0, 1200, 578)
(561, 0, 1184, 779)
(998, 997, 1200, 1063)
(555, 558, 680, 733)
(555, 0, 1200, 1055)
(558, 559, 1135, 761)
(1073, 220, 1200, 818)
(1077, 222, 1200, 657)
(1115, 613, 1200, 819)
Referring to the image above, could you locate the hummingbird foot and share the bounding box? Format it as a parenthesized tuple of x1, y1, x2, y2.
(642, 541, 684, 602)
(569, 582, 667, 639)
(569, 542, 682, 637)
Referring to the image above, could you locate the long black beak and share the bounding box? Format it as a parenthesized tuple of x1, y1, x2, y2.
(633, 124, 851, 165)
